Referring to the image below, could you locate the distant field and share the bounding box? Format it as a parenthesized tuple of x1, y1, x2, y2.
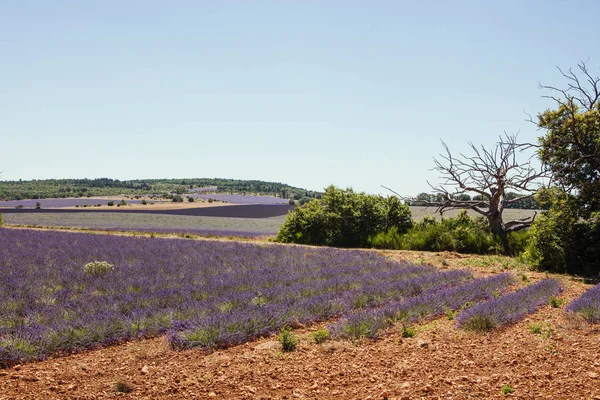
(188, 194, 288, 204)
(0, 205, 540, 238)
(409, 206, 539, 221)
(3, 212, 287, 237)
(0, 193, 288, 208)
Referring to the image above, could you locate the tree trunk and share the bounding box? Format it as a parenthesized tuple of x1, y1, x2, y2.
(487, 214, 505, 237)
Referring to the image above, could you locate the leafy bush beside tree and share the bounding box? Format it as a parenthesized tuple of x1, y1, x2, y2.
(371, 211, 528, 255)
(275, 186, 412, 248)
(523, 188, 600, 275)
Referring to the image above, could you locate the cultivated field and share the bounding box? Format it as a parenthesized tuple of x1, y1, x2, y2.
(2, 213, 286, 238)
(0, 229, 599, 399)
(1, 205, 537, 240)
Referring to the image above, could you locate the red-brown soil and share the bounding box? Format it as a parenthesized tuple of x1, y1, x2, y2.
(1, 251, 599, 400)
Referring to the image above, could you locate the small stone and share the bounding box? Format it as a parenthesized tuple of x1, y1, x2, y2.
(589, 372, 599, 379)
(141, 366, 149, 375)
(208, 392, 217, 397)
(417, 339, 429, 348)
(67, 384, 76, 391)
(510, 359, 518, 365)
(380, 390, 390, 399)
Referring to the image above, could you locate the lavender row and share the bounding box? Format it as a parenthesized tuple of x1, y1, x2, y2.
(170, 269, 471, 349)
(566, 283, 600, 323)
(0, 229, 455, 366)
(456, 279, 561, 332)
(329, 273, 514, 339)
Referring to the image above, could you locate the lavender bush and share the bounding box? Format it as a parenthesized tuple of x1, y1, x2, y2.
(456, 279, 561, 332)
(566, 283, 600, 323)
(330, 273, 514, 339)
(0, 229, 470, 366)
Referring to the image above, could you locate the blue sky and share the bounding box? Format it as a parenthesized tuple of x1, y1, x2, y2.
(1, 1, 598, 195)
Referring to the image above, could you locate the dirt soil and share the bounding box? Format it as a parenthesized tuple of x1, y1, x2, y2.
(1, 251, 599, 400)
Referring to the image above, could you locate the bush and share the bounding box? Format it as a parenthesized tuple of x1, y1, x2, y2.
(372, 211, 526, 255)
(312, 328, 330, 344)
(0, 213, 3, 226)
(187, 197, 195, 203)
(276, 186, 412, 248)
(523, 189, 600, 275)
(107, 201, 114, 206)
(278, 327, 298, 352)
(83, 261, 115, 276)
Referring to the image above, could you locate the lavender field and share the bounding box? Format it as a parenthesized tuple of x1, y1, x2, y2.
(456, 279, 561, 331)
(0, 228, 526, 367)
(0, 198, 151, 209)
(188, 194, 288, 204)
(566, 283, 600, 323)
(2, 212, 285, 238)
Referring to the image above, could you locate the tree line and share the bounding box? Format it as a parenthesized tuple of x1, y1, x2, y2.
(0, 178, 322, 201)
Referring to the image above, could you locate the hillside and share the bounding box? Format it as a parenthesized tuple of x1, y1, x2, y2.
(0, 178, 322, 201)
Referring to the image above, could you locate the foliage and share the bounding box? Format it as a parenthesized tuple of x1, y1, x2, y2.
(501, 384, 515, 395)
(372, 211, 528, 255)
(537, 62, 600, 214)
(312, 328, 330, 344)
(528, 322, 543, 334)
(401, 325, 416, 338)
(566, 282, 600, 323)
(456, 279, 561, 332)
(276, 186, 412, 248)
(0, 177, 322, 202)
(549, 296, 563, 308)
(523, 188, 600, 275)
(0, 213, 3, 226)
(278, 327, 298, 352)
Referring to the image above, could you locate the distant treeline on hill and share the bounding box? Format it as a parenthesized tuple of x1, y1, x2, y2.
(0, 178, 323, 202)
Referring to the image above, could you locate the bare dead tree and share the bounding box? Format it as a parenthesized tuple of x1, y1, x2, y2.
(390, 134, 549, 236)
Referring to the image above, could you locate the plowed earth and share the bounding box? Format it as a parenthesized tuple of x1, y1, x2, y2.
(1, 250, 599, 400)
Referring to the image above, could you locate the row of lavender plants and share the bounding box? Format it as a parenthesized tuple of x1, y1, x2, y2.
(329, 273, 515, 339)
(0, 229, 472, 366)
(566, 283, 600, 323)
(455, 279, 561, 332)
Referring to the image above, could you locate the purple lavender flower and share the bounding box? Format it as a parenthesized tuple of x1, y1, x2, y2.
(456, 279, 561, 332)
(566, 283, 600, 323)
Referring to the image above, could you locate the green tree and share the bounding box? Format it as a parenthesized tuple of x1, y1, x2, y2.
(537, 61, 600, 215)
(276, 186, 412, 248)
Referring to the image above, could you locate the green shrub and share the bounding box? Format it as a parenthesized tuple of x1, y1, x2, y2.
(372, 211, 524, 255)
(549, 296, 563, 308)
(501, 384, 515, 395)
(278, 327, 298, 352)
(276, 186, 412, 248)
(0, 213, 3, 226)
(312, 328, 330, 344)
(523, 190, 600, 275)
(401, 325, 416, 338)
(107, 201, 114, 206)
(528, 322, 542, 334)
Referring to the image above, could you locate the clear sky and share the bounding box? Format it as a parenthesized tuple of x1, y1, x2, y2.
(1, 1, 598, 195)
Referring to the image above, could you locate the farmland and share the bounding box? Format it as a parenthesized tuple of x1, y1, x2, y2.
(0, 228, 599, 398)
(1, 205, 536, 240)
